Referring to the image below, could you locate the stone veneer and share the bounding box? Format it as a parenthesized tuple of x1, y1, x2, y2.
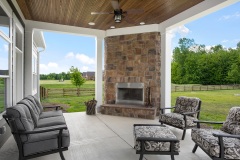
(102, 32, 161, 119)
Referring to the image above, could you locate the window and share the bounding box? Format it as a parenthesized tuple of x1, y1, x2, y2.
(0, 37, 9, 75)
(0, 5, 10, 38)
(0, 4, 11, 115)
(0, 78, 6, 113)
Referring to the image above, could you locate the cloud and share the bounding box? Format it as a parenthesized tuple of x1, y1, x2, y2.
(4, 44, 8, 52)
(168, 25, 191, 38)
(221, 40, 229, 43)
(65, 52, 75, 58)
(48, 62, 58, 68)
(219, 11, 240, 20)
(81, 66, 89, 72)
(40, 62, 60, 74)
(75, 53, 95, 65)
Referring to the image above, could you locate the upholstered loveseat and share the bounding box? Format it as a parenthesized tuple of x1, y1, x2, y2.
(3, 95, 70, 160)
(192, 107, 240, 160)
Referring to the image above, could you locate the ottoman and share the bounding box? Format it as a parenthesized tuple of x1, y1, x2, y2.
(133, 124, 180, 160)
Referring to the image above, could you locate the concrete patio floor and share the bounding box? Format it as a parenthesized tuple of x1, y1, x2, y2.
(0, 112, 210, 160)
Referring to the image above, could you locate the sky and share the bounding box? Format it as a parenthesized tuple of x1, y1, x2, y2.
(39, 2, 240, 74)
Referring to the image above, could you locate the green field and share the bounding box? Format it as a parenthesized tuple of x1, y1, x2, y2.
(41, 80, 240, 125)
(40, 80, 95, 88)
(40, 80, 95, 112)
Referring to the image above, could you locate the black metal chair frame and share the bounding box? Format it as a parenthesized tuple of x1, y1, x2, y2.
(134, 124, 179, 160)
(3, 114, 68, 160)
(192, 120, 240, 160)
(159, 100, 202, 140)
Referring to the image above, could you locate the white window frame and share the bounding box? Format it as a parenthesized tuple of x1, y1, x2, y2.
(0, 1, 13, 118)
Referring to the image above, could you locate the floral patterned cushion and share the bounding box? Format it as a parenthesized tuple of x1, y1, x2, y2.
(192, 128, 240, 159)
(134, 125, 180, 152)
(159, 113, 198, 128)
(221, 107, 240, 134)
(173, 96, 200, 118)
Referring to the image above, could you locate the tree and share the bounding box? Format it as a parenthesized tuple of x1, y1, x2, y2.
(69, 66, 86, 88)
(237, 41, 240, 49)
(226, 63, 240, 84)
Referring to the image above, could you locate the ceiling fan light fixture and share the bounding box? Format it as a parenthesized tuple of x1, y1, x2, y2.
(140, 22, 145, 25)
(114, 14, 121, 23)
(88, 22, 95, 25)
(110, 26, 115, 29)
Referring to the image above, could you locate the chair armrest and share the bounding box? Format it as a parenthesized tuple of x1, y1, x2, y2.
(193, 120, 224, 128)
(193, 120, 224, 124)
(181, 110, 200, 116)
(160, 107, 176, 110)
(43, 105, 61, 110)
(134, 124, 165, 127)
(136, 137, 179, 142)
(212, 132, 240, 139)
(15, 125, 68, 135)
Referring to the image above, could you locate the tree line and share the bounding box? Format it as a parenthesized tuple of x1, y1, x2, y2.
(172, 38, 240, 85)
(40, 72, 71, 80)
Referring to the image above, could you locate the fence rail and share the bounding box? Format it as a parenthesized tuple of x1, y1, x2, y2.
(171, 84, 240, 92)
(40, 86, 95, 100)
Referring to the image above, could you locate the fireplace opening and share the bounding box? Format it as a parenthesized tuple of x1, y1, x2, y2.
(116, 83, 144, 105)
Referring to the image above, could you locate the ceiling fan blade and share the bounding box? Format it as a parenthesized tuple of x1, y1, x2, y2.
(125, 9, 144, 14)
(91, 12, 113, 15)
(123, 15, 135, 24)
(111, 0, 120, 11)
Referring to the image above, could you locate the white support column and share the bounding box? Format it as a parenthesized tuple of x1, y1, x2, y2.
(24, 27, 33, 96)
(95, 36, 103, 112)
(160, 30, 172, 113)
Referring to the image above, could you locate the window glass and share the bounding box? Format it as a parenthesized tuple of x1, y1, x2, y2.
(0, 6, 10, 37)
(0, 78, 6, 113)
(0, 37, 9, 75)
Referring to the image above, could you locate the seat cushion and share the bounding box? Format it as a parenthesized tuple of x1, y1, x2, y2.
(23, 126, 70, 156)
(192, 128, 240, 159)
(134, 125, 180, 152)
(159, 113, 197, 128)
(37, 116, 66, 128)
(39, 110, 63, 119)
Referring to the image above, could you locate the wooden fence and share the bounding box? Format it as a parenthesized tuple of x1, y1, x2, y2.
(171, 84, 240, 92)
(40, 86, 95, 100)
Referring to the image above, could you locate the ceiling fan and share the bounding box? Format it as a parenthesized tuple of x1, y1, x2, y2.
(91, 0, 144, 23)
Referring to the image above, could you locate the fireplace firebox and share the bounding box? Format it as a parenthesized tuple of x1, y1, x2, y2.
(116, 83, 144, 105)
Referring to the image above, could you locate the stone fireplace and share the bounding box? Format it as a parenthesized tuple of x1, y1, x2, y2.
(101, 32, 161, 119)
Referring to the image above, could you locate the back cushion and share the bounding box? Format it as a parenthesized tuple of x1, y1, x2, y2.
(25, 96, 41, 114)
(7, 104, 35, 142)
(31, 96, 43, 113)
(17, 99, 39, 127)
(221, 107, 240, 134)
(173, 96, 200, 117)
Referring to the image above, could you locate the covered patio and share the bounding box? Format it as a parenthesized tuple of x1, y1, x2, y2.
(0, 112, 210, 160)
(0, 0, 239, 159)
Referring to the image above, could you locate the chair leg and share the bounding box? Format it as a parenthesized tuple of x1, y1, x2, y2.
(59, 150, 65, 160)
(182, 129, 186, 140)
(171, 154, 175, 160)
(192, 144, 198, 153)
(139, 153, 144, 160)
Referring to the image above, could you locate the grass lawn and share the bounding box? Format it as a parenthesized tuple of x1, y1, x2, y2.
(172, 90, 240, 127)
(41, 80, 240, 125)
(40, 80, 95, 89)
(40, 80, 95, 112)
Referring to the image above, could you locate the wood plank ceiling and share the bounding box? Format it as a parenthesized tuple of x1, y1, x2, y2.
(16, 0, 204, 30)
